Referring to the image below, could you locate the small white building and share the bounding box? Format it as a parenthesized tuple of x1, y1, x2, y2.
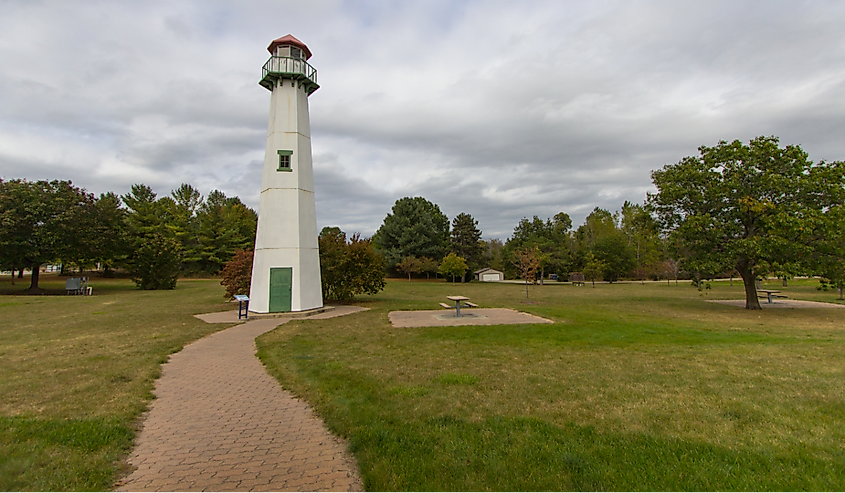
(474, 267, 504, 282)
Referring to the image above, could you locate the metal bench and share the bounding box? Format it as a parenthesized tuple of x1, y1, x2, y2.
(65, 277, 89, 295)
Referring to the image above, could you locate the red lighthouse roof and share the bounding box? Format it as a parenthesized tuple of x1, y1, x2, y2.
(267, 34, 313, 60)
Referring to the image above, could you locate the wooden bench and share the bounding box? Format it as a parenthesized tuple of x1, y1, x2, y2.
(439, 302, 453, 309)
(464, 302, 478, 308)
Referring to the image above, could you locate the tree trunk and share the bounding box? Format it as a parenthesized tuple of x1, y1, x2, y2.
(18, 269, 24, 279)
(782, 278, 788, 287)
(408, 272, 411, 281)
(10, 268, 14, 285)
(539, 267, 544, 285)
(736, 259, 761, 310)
(29, 263, 41, 290)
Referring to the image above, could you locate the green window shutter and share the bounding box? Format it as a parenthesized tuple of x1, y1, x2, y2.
(277, 150, 293, 172)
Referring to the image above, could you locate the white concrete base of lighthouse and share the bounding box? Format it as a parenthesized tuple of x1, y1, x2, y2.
(249, 247, 322, 313)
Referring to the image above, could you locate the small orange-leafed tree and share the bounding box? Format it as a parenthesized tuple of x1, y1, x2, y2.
(220, 249, 253, 299)
(418, 256, 440, 280)
(514, 246, 541, 301)
(396, 255, 422, 281)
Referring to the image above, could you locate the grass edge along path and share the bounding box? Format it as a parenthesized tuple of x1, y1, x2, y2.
(0, 276, 231, 491)
(257, 280, 845, 491)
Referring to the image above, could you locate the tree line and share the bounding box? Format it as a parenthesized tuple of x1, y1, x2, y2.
(368, 194, 664, 286)
(5, 136, 843, 310)
(0, 180, 257, 290)
(369, 136, 845, 310)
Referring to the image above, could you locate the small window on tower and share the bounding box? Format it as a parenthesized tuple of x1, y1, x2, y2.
(277, 150, 293, 171)
(290, 47, 302, 59)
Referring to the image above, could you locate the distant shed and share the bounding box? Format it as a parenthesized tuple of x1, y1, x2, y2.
(474, 267, 504, 282)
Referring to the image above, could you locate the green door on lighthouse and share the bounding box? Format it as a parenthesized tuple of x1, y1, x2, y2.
(269, 267, 292, 312)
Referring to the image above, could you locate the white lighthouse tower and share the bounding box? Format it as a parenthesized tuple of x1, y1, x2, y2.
(249, 34, 323, 313)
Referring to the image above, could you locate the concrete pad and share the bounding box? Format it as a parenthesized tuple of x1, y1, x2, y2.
(708, 299, 845, 309)
(389, 308, 553, 328)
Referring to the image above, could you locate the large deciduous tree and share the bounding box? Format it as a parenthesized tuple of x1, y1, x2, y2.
(649, 136, 844, 310)
(0, 179, 95, 290)
(506, 214, 572, 283)
(814, 204, 845, 299)
(91, 192, 129, 275)
(620, 201, 662, 283)
(373, 197, 449, 270)
(318, 227, 386, 301)
(574, 208, 635, 282)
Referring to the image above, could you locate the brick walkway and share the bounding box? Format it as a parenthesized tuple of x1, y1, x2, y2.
(117, 307, 367, 492)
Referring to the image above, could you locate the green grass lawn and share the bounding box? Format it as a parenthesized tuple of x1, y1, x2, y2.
(256, 278, 845, 491)
(2, 274, 843, 490)
(0, 274, 230, 491)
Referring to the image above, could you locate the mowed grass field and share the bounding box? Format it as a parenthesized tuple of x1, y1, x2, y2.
(256, 278, 845, 491)
(1, 274, 843, 491)
(0, 274, 230, 491)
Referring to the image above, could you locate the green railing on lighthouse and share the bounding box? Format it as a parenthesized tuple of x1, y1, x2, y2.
(260, 56, 319, 94)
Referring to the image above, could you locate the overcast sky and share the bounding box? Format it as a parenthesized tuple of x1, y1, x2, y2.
(2, 0, 844, 239)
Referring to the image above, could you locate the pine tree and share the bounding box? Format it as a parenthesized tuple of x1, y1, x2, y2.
(449, 212, 483, 281)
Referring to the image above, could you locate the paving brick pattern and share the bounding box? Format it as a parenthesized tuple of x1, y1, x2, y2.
(117, 310, 365, 492)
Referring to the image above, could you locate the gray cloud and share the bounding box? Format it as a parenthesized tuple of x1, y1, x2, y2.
(2, 0, 844, 242)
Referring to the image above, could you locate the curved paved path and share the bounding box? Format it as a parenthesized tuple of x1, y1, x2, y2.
(117, 307, 366, 492)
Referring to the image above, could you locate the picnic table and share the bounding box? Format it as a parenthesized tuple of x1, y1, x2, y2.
(439, 296, 478, 317)
(758, 289, 788, 304)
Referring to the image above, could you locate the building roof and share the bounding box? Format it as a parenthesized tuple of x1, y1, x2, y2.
(267, 34, 313, 60)
(474, 267, 503, 274)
